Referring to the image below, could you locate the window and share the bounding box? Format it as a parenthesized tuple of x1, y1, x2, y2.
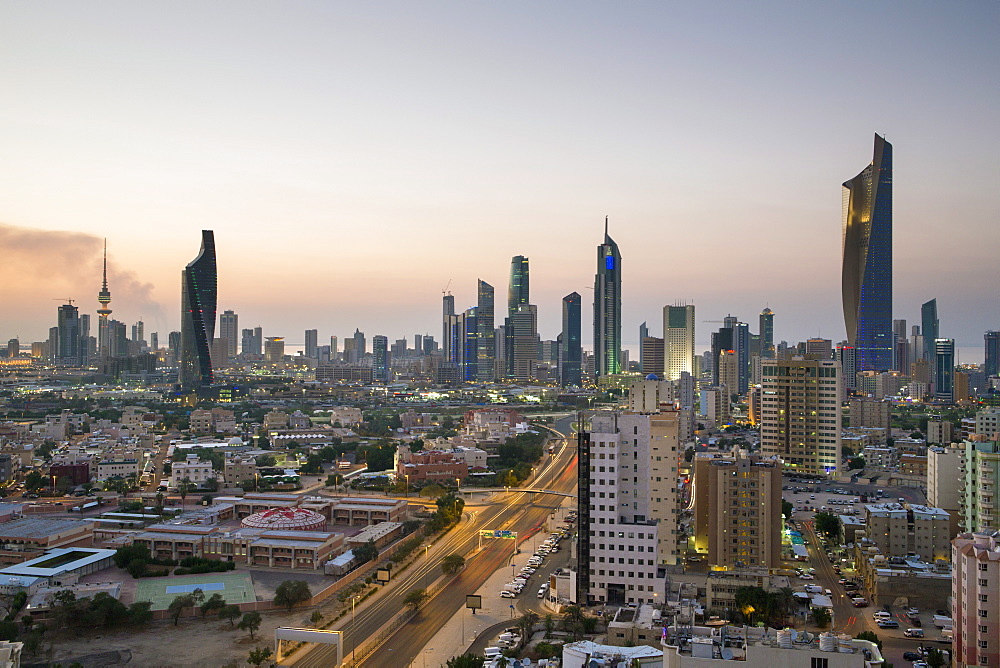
(979, 594, 989, 602)
(978, 640, 988, 649)
(980, 563, 989, 571)
(811, 659, 829, 668)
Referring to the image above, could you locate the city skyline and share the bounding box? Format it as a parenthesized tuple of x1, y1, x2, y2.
(2, 3, 998, 358)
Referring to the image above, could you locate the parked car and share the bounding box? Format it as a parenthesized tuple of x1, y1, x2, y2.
(877, 620, 899, 629)
(903, 651, 922, 661)
(500, 590, 515, 598)
(904, 629, 924, 638)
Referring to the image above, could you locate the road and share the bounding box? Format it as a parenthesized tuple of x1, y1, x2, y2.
(288, 415, 578, 667)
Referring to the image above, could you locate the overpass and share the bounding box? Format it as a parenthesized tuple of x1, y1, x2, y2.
(461, 486, 577, 498)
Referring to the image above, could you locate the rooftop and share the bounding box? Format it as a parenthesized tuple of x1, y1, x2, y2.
(0, 547, 116, 577)
(0, 517, 93, 540)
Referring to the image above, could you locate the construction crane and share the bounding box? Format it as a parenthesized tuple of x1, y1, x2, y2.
(441, 279, 452, 296)
(52, 298, 76, 305)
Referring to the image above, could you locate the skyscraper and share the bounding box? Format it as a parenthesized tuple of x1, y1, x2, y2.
(759, 307, 774, 355)
(508, 255, 529, 317)
(842, 133, 893, 372)
(219, 310, 238, 358)
(96, 239, 113, 358)
(986, 330, 1000, 378)
(304, 329, 318, 359)
(56, 302, 80, 365)
(441, 293, 455, 362)
(179, 230, 217, 389)
(593, 217, 621, 378)
(372, 335, 389, 382)
(664, 303, 695, 381)
(560, 292, 582, 386)
(921, 299, 939, 362)
(934, 338, 955, 403)
(476, 280, 495, 382)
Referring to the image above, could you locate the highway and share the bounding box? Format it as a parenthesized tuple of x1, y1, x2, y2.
(288, 415, 578, 667)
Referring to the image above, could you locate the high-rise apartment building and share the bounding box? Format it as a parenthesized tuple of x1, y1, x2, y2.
(594, 218, 621, 378)
(960, 440, 1000, 533)
(219, 310, 238, 358)
(663, 303, 695, 381)
(179, 230, 217, 389)
(760, 358, 841, 477)
(576, 409, 680, 606)
(640, 337, 664, 380)
(560, 292, 582, 386)
(304, 329, 318, 359)
(842, 133, 893, 372)
(951, 532, 1000, 668)
(506, 304, 537, 382)
(476, 280, 495, 382)
(692, 453, 782, 569)
(862, 502, 951, 562)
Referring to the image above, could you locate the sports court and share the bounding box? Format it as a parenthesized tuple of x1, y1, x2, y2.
(133, 571, 256, 610)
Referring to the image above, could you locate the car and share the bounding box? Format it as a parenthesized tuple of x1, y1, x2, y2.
(903, 652, 922, 661)
(500, 591, 516, 598)
(687, 555, 704, 562)
(907, 607, 920, 616)
(904, 629, 924, 638)
(799, 574, 815, 580)
(877, 620, 899, 629)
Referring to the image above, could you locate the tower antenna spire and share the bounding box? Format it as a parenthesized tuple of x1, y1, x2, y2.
(604, 215, 608, 237)
(101, 239, 108, 290)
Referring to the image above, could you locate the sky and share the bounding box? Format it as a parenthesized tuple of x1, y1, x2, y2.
(2, 2, 998, 361)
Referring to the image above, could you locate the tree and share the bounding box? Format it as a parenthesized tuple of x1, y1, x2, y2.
(255, 454, 276, 467)
(238, 611, 262, 639)
(925, 647, 946, 668)
(847, 457, 866, 470)
(811, 607, 831, 627)
(127, 601, 153, 626)
(274, 580, 312, 611)
(326, 473, 344, 489)
(168, 594, 196, 626)
(248, 646, 273, 666)
(178, 478, 196, 503)
(441, 554, 466, 575)
(24, 471, 46, 492)
(220, 605, 242, 627)
(403, 588, 429, 613)
(517, 611, 539, 648)
(354, 539, 378, 565)
(309, 610, 323, 626)
(781, 499, 794, 519)
(544, 614, 555, 638)
(202, 477, 219, 492)
(814, 512, 841, 540)
(200, 593, 226, 617)
(561, 605, 587, 640)
(55, 476, 74, 495)
(446, 655, 485, 668)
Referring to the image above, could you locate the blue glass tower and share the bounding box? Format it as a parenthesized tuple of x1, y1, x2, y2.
(179, 230, 217, 389)
(561, 292, 582, 386)
(842, 134, 893, 372)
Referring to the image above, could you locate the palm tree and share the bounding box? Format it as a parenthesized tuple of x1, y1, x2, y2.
(440, 554, 466, 575)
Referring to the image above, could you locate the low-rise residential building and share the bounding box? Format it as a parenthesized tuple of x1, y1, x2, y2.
(222, 453, 257, 487)
(927, 417, 954, 445)
(170, 455, 215, 487)
(95, 459, 140, 482)
(396, 450, 469, 484)
(863, 503, 951, 561)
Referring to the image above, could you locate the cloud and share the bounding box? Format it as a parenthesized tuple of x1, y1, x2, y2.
(0, 222, 167, 339)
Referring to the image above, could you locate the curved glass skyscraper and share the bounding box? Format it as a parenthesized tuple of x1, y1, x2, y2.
(179, 230, 217, 389)
(842, 134, 893, 372)
(594, 217, 621, 377)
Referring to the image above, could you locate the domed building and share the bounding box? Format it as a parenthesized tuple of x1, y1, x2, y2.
(240, 506, 327, 532)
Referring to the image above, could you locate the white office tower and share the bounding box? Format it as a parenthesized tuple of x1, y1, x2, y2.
(628, 377, 675, 412)
(663, 303, 695, 381)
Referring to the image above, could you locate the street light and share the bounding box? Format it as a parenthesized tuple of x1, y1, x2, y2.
(350, 595, 360, 663)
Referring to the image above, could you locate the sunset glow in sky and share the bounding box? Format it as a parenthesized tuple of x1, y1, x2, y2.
(3, 2, 998, 359)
